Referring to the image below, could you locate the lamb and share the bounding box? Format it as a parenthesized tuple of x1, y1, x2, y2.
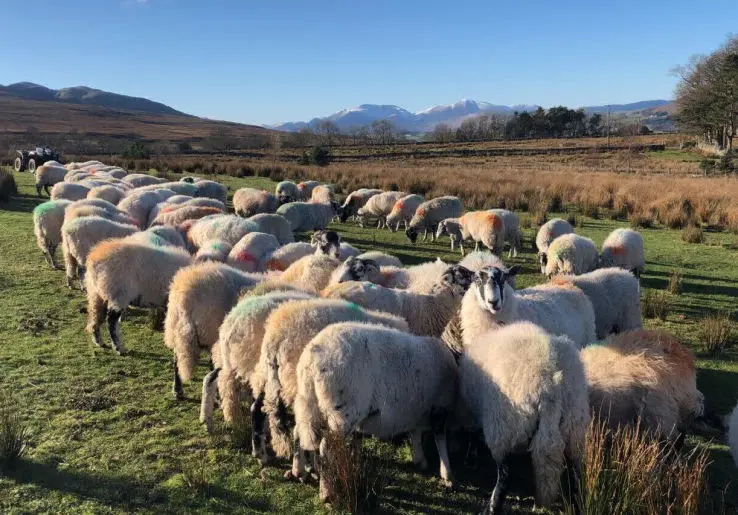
(85, 240, 192, 354)
(580, 329, 704, 441)
(247, 213, 294, 245)
(254, 299, 409, 466)
(199, 289, 315, 433)
(543, 233, 599, 277)
(61, 216, 138, 289)
(51, 182, 91, 201)
(551, 268, 642, 339)
(599, 228, 646, 278)
(459, 322, 589, 512)
(436, 210, 506, 256)
(322, 265, 474, 337)
(275, 180, 299, 203)
(490, 208, 522, 257)
(150, 206, 222, 229)
(536, 218, 574, 274)
(33, 199, 72, 269)
(278, 254, 341, 293)
(385, 193, 424, 232)
(729, 403, 738, 466)
(309, 184, 334, 204)
(35, 164, 68, 196)
(276, 201, 339, 233)
(193, 240, 233, 263)
(87, 185, 125, 205)
(297, 180, 321, 200)
(356, 191, 405, 229)
(193, 179, 227, 203)
(122, 174, 166, 188)
(118, 189, 175, 228)
(164, 262, 263, 399)
(460, 265, 596, 349)
(233, 188, 279, 217)
(227, 232, 281, 273)
(339, 188, 382, 222)
(186, 214, 259, 249)
(294, 322, 458, 499)
(406, 196, 463, 243)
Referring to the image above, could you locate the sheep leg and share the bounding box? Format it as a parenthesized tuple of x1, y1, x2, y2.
(422, 229, 428, 242)
(44, 185, 51, 197)
(251, 392, 269, 464)
(459, 240, 465, 256)
(200, 368, 220, 433)
(172, 355, 184, 400)
(65, 254, 77, 289)
(410, 430, 428, 470)
(450, 239, 455, 252)
(78, 267, 87, 292)
(431, 225, 438, 242)
(431, 408, 454, 486)
(318, 437, 332, 503)
(107, 309, 125, 355)
(474, 241, 480, 252)
(484, 458, 509, 515)
(87, 294, 108, 349)
(36, 184, 43, 197)
(376, 218, 382, 229)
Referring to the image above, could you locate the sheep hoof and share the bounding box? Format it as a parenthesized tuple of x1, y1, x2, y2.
(115, 348, 126, 356)
(440, 477, 455, 490)
(283, 470, 297, 481)
(173, 390, 184, 401)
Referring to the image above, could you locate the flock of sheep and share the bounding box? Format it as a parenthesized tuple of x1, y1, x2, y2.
(28, 159, 738, 513)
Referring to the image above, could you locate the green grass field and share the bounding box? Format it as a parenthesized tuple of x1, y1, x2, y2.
(0, 169, 736, 513)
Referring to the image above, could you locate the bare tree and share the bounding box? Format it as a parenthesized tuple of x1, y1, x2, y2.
(370, 119, 395, 145)
(314, 120, 340, 147)
(269, 132, 283, 164)
(430, 123, 455, 143)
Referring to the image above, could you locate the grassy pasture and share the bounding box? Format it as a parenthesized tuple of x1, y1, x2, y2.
(0, 169, 736, 513)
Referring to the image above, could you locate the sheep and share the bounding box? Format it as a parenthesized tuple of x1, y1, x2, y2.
(355, 251, 402, 268)
(233, 188, 279, 217)
(135, 181, 199, 197)
(461, 265, 596, 349)
(599, 228, 646, 278)
(297, 180, 321, 200)
(193, 180, 227, 203)
(294, 321, 458, 498)
(490, 208, 522, 258)
(199, 289, 315, 433)
(64, 171, 92, 183)
(87, 185, 125, 205)
(187, 214, 259, 250)
(276, 201, 339, 233)
(536, 218, 574, 274)
(193, 240, 233, 263)
(254, 299, 409, 467)
(118, 189, 175, 228)
(729, 403, 738, 466)
(182, 197, 226, 211)
(551, 268, 642, 339)
(356, 191, 405, 229)
(339, 188, 382, 222)
(33, 199, 73, 269)
(309, 230, 359, 260)
(85, 240, 192, 354)
(265, 242, 314, 271)
(227, 232, 281, 273)
(35, 164, 68, 196)
(406, 196, 463, 243)
(581, 329, 703, 441)
(122, 174, 166, 188)
(328, 256, 450, 293)
(150, 206, 222, 229)
(247, 213, 294, 245)
(459, 322, 589, 512)
(309, 184, 334, 204)
(125, 225, 186, 249)
(63, 204, 135, 227)
(51, 182, 91, 201)
(323, 264, 474, 336)
(164, 262, 263, 399)
(436, 210, 506, 256)
(275, 180, 299, 204)
(278, 254, 341, 293)
(60, 216, 138, 289)
(544, 233, 599, 277)
(385, 193, 424, 232)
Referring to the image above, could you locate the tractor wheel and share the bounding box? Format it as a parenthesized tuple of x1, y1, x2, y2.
(14, 157, 23, 172)
(27, 159, 37, 173)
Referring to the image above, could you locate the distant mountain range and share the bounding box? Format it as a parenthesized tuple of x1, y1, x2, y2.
(271, 99, 672, 133)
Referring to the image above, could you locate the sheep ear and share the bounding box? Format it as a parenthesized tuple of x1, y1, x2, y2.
(507, 265, 522, 278)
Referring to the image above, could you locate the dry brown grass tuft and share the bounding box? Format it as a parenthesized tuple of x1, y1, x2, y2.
(682, 226, 704, 244)
(668, 270, 683, 295)
(700, 313, 735, 355)
(642, 290, 671, 320)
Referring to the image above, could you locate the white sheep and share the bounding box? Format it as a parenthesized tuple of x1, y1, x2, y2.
(599, 228, 646, 278)
(436, 210, 506, 256)
(265, 242, 315, 271)
(276, 201, 339, 233)
(490, 208, 522, 257)
(729, 403, 738, 466)
(122, 174, 166, 188)
(51, 182, 91, 201)
(135, 181, 199, 197)
(328, 256, 450, 293)
(385, 194, 424, 232)
(309, 230, 359, 260)
(87, 185, 125, 205)
(61, 216, 138, 288)
(536, 218, 574, 274)
(85, 239, 192, 354)
(193, 179, 227, 203)
(581, 329, 703, 441)
(309, 184, 334, 204)
(32, 199, 72, 269)
(227, 232, 281, 273)
(193, 240, 233, 263)
(406, 195, 463, 243)
(278, 254, 341, 293)
(150, 206, 223, 229)
(295, 322, 458, 499)
(118, 189, 175, 228)
(247, 213, 294, 245)
(322, 264, 474, 337)
(164, 262, 263, 399)
(459, 322, 589, 512)
(461, 265, 596, 349)
(233, 188, 279, 217)
(297, 180, 321, 200)
(339, 188, 382, 222)
(186, 214, 259, 250)
(544, 233, 599, 277)
(125, 225, 186, 249)
(275, 180, 300, 203)
(35, 164, 68, 196)
(356, 191, 405, 229)
(355, 250, 402, 268)
(551, 268, 642, 339)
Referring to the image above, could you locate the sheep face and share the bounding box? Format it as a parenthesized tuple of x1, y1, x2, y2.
(473, 265, 520, 314)
(538, 252, 548, 275)
(278, 194, 294, 205)
(333, 257, 380, 283)
(405, 227, 419, 243)
(439, 264, 474, 295)
(311, 230, 341, 258)
(435, 220, 450, 240)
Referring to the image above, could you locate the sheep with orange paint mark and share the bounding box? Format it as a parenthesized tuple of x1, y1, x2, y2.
(436, 210, 506, 256)
(599, 228, 645, 278)
(385, 193, 424, 232)
(227, 232, 281, 273)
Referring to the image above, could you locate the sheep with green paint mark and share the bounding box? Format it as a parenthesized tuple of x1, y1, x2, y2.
(193, 240, 233, 263)
(544, 233, 598, 277)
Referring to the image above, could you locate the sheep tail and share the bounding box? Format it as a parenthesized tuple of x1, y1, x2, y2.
(218, 367, 240, 425)
(294, 370, 322, 453)
(264, 361, 292, 458)
(200, 368, 220, 433)
(166, 304, 199, 383)
(529, 370, 566, 507)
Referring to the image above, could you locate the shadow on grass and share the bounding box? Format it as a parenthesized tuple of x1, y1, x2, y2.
(1, 193, 45, 214)
(696, 367, 738, 414)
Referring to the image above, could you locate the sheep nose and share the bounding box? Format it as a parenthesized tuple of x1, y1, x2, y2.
(490, 300, 501, 311)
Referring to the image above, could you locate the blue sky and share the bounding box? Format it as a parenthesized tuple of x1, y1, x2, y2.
(2, 0, 735, 125)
